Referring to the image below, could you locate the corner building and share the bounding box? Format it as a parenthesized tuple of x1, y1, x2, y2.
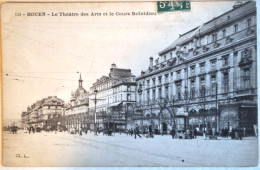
(136, 2, 257, 135)
(89, 64, 136, 131)
(63, 74, 90, 131)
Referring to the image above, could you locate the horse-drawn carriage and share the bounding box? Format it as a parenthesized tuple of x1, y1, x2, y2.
(103, 129, 113, 136)
(10, 126, 18, 134)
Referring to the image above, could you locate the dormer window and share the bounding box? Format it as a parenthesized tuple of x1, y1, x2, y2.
(227, 15, 230, 20)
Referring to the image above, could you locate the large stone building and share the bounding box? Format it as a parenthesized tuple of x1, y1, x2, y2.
(21, 96, 65, 129)
(65, 74, 89, 116)
(135, 1, 257, 135)
(89, 63, 136, 131)
(63, 74, 90, 130)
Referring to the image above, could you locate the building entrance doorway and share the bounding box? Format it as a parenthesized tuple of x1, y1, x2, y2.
(162, 122, 167, 134)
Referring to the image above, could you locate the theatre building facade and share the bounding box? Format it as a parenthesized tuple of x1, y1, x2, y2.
(135, 2, 257, 135)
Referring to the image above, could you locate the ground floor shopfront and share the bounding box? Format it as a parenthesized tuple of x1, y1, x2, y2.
(132, 101, 257, 136)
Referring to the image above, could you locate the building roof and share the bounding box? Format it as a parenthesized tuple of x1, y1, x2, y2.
(159, 1, 255, 55)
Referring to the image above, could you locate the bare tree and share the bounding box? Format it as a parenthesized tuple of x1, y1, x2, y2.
(157, 98, 168, 136)
(135, 102, 145, 134)
(122, 103, 135, 132)
(166, 95, 177, 129)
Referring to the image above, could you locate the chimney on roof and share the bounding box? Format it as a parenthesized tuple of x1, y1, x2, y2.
(155, 58, 159, 65)
(149, 56, 153, 68)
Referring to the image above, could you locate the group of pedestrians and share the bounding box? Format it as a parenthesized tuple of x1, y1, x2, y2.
(171, 128, 198, 139)
(28, 126, 35, 134)
(221, 127, 246, 140)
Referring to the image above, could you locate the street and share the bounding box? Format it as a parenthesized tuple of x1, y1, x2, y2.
(3, 131, 258, 167)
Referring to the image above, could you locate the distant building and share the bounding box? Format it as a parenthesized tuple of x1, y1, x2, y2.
(65, 74, 89, 116)
(89, 63, 136, 131)
(21, 112, 29, 129)
(21, 96, 65, 129)
(136, 2, 257, 135)
(63, 74, 89, 130)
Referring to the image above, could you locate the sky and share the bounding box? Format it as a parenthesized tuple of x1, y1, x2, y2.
(1, 1, 235, 121)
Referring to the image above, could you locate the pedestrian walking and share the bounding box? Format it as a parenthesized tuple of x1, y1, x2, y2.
(189, 129, 192, 139)
(239, 128, 243, 140)
(194, 128, 197, 139)
(171, 127, 175, 139)
(134, 126, 141, 139)
(243, 127, 246, 137)
(79, 128, 83, 136)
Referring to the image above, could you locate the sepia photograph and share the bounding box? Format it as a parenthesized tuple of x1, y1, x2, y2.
(1, 0, 258, 167)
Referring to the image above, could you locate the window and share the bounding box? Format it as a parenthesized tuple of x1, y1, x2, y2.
(190, 80, 195, 99)
(190, 66, 195, 76)
(234, 51, 238, 57)
(247, 18, 252, 28)
(147, 90, 150, 101)
(158, 76, 162, 84)
(152, 78, 156, 86)
(222, 55, 229, 66)
(210, 75, 217, 95)
(200, 76, 205, 89)
(242, 68, 250, 89)
(223, 73, 229, 93)
(211, 59, 216, 70)
(170, 52, 172, 58)
(146, 80, 150, 87)
(152, 89, 156, 102)
(165, 86, 169, 99)
(164, 55, 166, 61)
(200, 63, 205, 73)
(165, 74, 169, 82)
(234, 24, 238, 33)
(212, 33, 217, 42)
(223, 29, 226, 38)
(139, 94, 142, 103)
(177, 70, 181, 79)
(177, 84, 181, 100)
(127, 94, 131, 101)
(127, 86, 131, 92)
(158, 87, 162, 99)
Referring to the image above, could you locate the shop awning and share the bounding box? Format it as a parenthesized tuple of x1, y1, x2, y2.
(109, 102, 122, 107)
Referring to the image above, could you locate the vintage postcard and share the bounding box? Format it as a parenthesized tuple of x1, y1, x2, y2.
(1, 0, 258, 167)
